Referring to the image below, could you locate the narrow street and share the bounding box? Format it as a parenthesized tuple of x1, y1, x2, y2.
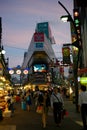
(0, 98, 83, 130)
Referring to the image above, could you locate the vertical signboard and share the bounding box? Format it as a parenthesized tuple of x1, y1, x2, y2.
(36, 22, 49, 39)
(62, 46, 71, 64)
(34, 32, 44, 48)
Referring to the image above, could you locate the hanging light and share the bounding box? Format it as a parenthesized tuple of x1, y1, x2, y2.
(0, 45, 6, 54)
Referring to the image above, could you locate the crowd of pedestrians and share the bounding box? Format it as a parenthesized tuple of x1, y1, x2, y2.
(31, 85, 65, 128)
(4, 84, 87, 130)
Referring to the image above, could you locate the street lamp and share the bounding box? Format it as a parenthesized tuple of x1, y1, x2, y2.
(58, 1, 80, 112)
(0, 45, 6, 55)
(60, 15, 72, 22)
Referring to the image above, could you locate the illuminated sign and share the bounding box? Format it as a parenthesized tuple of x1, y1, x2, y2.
(16, 69, 21, 75)
(9, 69, 14, 74)
(80, 77, 87, 85)
(34, 32, 44, 42)
(23, 69, 28, 75)
(35, 43, 43, 48)
(8, 67, 29, 75)
(62, 47, 71, 64)
(36, 22, 49, 39)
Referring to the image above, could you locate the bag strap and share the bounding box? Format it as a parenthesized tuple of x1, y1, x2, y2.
(53, 94, 60, 102)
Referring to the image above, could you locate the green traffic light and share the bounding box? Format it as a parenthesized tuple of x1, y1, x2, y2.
(74, 19, 80, 27)
(75, 19, 79, 24)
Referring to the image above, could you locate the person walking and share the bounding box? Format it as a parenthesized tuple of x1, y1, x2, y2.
(33, 86, 41, 110)
(78, 85, 87, 130)
(25, 90, 32, 111)
(36, 90, 50, 128)
(41, 91, 50, 128)
(51, 87, 64, 127)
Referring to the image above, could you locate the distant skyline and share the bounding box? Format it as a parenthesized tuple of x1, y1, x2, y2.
(0, 0, 73, 67)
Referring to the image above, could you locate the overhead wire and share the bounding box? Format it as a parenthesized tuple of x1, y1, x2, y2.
(4, 44, 27, 51)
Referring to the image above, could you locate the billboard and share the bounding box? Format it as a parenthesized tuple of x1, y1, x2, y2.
(34, 32, 44, 42)
(35, 43, 43, 48)
(36, 22, 49, 39)
(62, 46, 71, 64)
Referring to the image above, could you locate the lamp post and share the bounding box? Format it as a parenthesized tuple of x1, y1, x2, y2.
(0, 45, 5, 55)
(58, 1, 79, 112)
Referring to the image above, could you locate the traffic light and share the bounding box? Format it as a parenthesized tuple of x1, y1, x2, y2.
(73, 9, 82, 49)
(74, 9, 80, 26)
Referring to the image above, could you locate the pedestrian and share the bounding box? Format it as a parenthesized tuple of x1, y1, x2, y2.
(33, 86, 40, 109)
(78, 85, 87, 130)
(41, 91, 51, 128)
(25, 90, 32, 111)
(10, 93, 15, 116)
(51, 87, 64, 127)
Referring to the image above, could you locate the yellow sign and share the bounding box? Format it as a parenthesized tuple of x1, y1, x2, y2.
(80, 77, 87, 85)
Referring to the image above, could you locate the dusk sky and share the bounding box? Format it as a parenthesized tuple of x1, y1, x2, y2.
(0, 0, 73, 68)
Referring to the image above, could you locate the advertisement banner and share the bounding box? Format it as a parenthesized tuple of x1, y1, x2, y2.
(62, 47, 71, 64)
(34, 32, 44, 42)
(35, 43, 43, 48)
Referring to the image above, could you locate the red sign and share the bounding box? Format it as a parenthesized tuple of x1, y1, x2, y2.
(78, 68, 87, 75)
(34, 32, 44, 42)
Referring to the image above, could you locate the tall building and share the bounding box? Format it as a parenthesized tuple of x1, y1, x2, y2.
(74, 0, 87, 68)
(22, 22, 56, 87)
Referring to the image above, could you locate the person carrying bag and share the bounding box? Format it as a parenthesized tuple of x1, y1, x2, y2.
(51, 87, 64, 127)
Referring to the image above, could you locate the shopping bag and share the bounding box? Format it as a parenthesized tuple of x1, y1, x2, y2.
(36, 106, 43, 114)
(65, 110, 69, 116)
(62, 109, 69, 119)
(21, 101, 26, 110)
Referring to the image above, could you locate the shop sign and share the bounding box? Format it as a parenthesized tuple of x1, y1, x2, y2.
(35, 43, 43, 48)
(23, 69, 28, 75)
(62, 47, 71, 64)
(34, 32, 44, 42)
(80, 77, 87, 85)
(78, 68, 87, 75)
(9, 69, 14, 74)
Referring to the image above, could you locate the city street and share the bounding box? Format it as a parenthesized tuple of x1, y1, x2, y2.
(0, 99, 83, 130)
(0, 1, 87, 130)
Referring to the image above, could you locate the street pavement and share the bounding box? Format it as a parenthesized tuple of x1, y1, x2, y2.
(0, 98, 83, 130)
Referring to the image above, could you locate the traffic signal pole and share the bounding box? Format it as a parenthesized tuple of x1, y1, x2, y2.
(58, 1, 79, 112)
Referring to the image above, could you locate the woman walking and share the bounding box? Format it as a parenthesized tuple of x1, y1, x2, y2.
(25, 90, 32, 111)
(37, 90, 50, 128)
